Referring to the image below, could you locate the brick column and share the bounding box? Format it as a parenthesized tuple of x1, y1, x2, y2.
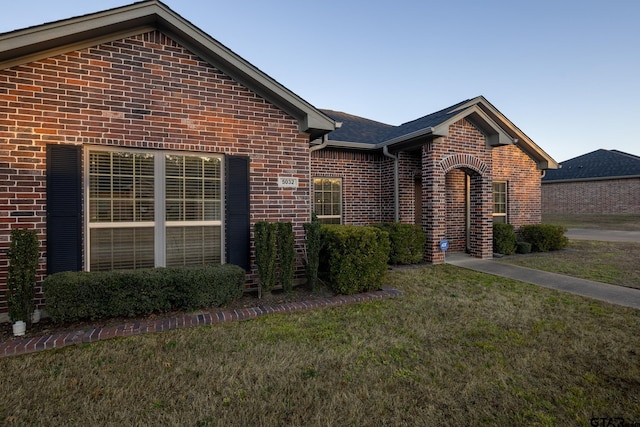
(469, 174, 493, 259)
(422, 142, 446, 263)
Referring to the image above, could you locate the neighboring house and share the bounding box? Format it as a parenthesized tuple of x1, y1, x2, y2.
(0, 1, 557, 319)
(542, 149, 640, 215)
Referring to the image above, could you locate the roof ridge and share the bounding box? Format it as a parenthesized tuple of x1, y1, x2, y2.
(396, 99, 471, 127)
(610, 149, 640, 161)
(319, 109, 393, 127)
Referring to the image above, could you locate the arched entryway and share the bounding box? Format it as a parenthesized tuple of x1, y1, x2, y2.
(419, 150, 492, 263)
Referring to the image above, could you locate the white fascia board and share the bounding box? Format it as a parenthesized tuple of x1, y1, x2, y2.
(323, 140, 378, 150)
(375, 127, 436, 148)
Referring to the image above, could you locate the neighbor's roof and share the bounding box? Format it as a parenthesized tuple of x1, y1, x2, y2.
(322, 96, 558, 169)
(0, 0, 335, 139)
(542, 149, 640, 182)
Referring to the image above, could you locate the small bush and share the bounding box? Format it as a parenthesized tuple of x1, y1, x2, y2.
(254, 221, 278, 293)
(373, 223, 425, 264)
(43, 264, 245, 323)
(516, 241, 532, 254)
(303, 214, 322, 291)
(320, 225, 390, 295)
(7, 229, 39, 325)
(493, 223, 517, 255)
(518, 224, 569, 252)
(276, 222, 295, 293)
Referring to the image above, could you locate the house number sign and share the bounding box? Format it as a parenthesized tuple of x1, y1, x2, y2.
(278, 177, 299, 188)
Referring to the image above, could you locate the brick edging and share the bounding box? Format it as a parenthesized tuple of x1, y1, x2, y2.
(0, 287, 403, 359)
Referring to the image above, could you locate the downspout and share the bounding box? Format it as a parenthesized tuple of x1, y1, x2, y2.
(309, 135, 330, 221)
(382, 145, 399, 223)
(310, 134, 330, 153)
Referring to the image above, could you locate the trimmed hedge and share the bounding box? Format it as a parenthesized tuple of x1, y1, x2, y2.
(7, 229, 39, 324)
(303, 214, 322, 291)
(43, 264, 245, 323)
(276, 222, 295, 293)
(254, 221, 296, 293)
(518, 224, 569, 252)
(373, 223, 425, 264)
(254, 221, 278, 292)
(320, 225, 390, 295)
(493, 223, 517, 255)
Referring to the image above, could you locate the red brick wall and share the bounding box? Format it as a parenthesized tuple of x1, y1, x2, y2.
(492, 144, 543, 226)
(310, 149, 383, 225)
(542, 177, 640, 214)
(397, 151, 421, 224)
(0, 30, 312, 313)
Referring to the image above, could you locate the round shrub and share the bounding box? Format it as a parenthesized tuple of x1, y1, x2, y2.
(493, 223, 517, 255)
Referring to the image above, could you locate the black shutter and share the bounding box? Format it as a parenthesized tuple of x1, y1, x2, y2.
(46, 145, 82, 274)
(225, 155, 250, 271)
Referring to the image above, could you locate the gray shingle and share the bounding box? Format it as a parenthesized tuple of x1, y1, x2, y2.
(543, 149, 640, 181)
(320, 99, 472, 145)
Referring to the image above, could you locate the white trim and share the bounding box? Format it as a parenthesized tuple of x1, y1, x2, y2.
(492, 181, 508, 223)
(154, 154, 166, 267)
(313, 177, 343, 224)
(166, 221, 222, 227)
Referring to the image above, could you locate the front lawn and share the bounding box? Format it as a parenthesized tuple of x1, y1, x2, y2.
(1, 265, 639, 426)
(543, 213, 640, 231)
(498, 240, 640, 289)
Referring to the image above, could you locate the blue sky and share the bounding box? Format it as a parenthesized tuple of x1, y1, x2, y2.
(2, 0, 639, 163)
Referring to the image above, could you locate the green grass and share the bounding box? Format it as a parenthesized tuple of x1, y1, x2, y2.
(2, 265, 640, 426)
(543, 213, 640, 231)
(498, 240, 640, 289)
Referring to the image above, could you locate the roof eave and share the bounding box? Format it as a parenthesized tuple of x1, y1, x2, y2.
(317, 140, 378, 150)
(543, 174, 640, 184)
(376, 127, 436, 148)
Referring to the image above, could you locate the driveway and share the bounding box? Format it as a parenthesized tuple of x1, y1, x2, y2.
(565, 228, 640, 243)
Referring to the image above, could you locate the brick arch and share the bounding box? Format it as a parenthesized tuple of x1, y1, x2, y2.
(439, 153, 488, 175)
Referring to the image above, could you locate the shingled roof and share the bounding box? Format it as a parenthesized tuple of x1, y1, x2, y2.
(321, 99, 471, 144)
(320, 97, 558, 169)
(542, 149, 640, 182)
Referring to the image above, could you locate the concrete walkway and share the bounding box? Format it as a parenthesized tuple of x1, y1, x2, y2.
(447, 253, 640, 310)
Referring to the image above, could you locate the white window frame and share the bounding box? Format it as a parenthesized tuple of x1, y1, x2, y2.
(492, 181, 507, 223)
(84, 146, 224, 271)
(313, 177, 342, 224)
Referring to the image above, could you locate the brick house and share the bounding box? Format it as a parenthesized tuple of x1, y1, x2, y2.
(0, 1, 557, 319)
(313, 99, 557, 262)
(542, 149, 640, 215)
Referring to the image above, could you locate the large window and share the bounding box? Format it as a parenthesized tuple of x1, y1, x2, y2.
(313, 178, 342, 224)
(492, 181, 507, 223)
(87, 148, 223, 271)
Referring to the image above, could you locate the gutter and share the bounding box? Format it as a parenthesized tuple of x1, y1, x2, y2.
(542, 174, 640, 184)
(382, 146, 400, 222)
